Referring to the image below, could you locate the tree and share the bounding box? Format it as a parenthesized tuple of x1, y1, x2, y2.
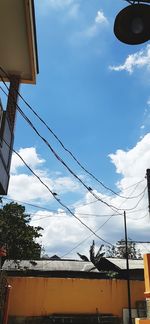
(106, 238, 142, 259)
(0, 202, 43, 260)
(77, 240, 105, 270)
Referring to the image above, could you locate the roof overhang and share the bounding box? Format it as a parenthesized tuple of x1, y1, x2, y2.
(0, 0, 39, 84)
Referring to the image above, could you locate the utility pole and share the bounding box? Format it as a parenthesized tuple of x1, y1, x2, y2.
(146, 169, 150, 214)
(124, 211, 132, 324)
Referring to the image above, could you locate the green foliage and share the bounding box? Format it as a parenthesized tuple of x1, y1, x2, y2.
(106, 238, 142, 259)
(77, 240, 105, 270)
(77, 253, 89, 261)
(0, 202, 43, 260)
(89, 240, 105, 265)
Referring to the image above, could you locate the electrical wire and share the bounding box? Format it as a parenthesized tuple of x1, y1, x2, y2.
(0, 70, 148, 255)
(0, 184, 147, 217)
(0, 84, 147, 213)
(60, 186, 147, 258)
(127, 187, 147, 210)
(0, 196, 58, 213)
(2, 136, 113, 246)
(30, 213, 123, 222)
(116, 179, 145, 192)
(74, 178, 147, 212)
(1, 198, 147, 225)
(127, 211, 149, 221)
(1, 196, 119, 217)
(1, 196, 146, 218)
(74, 187, 146, 211)
(66, 178, 145, 210)
(29, 199, 147, 221)
(125, 207, 148, 215)
(61, 215, 115, 258)
(0, 68, 145, 200)
(30, 209, 148, 221)
(1, 84, 125, 214)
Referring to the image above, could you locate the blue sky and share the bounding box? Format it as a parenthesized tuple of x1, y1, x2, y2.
(1, 0, 150, 257)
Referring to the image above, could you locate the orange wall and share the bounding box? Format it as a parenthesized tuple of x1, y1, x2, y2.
(144, 254, 150, 296)
(136, 320, 150, 324)
(8, 277, 145, 318)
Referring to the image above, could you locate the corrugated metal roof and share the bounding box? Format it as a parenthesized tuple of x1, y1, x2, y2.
(106, 258, 144, 269)
(2, 258, 144, 272)
(2, 260, 99, 272)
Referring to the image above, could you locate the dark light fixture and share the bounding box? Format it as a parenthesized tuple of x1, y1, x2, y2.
(114, 3, 150, 45)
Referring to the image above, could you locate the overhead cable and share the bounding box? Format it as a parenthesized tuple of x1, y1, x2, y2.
(60, 186, 147, 258)
(0, 84, 126, 214)
(0, 67, 145, 200)
(2, 136, 113, 246)
(61, 216, 115, 258)
(1, 196, 147, 222)
(0, 84, 146, 213)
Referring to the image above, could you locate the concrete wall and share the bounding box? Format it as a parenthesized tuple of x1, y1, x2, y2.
(7, 277, 145, 318)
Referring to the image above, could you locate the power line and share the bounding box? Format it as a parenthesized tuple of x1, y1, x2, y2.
(0, 84, 147, 214)
(116, 179, 145, 191)
(29, 200, 147, 220)
(0, 85, 146, 211)
(0, 85, 122, 214)
(75, 187, 146, 211)
(72, 178, 145, 208)
(60, 188, 147, 258)
(2, 136, 113, 246)
(29, 208, 149, 221)
(61, 211, 146, 258)
(1, 199, 147, 221)
(40, 214, 116, 264)
(0, 67, 145, 200)
(1, 196, 146, 217)
(67, 178, 145, 209)
(0, 71, 148, 254)
(124, 207, 148, 215)
(1, 84, 130, 214)
(30, 213, 123, 222)
(127, 211, 149, 221)
(61, 215, 116, 258)
(1, 196, 114, 216)
(1, 196, 147, 222)
(0, 196, 57, 213)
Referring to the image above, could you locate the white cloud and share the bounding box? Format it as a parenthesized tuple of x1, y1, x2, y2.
(140, 125, 145, 130)
(109, 133, 150, 178)
(11, 147, 45, 174)
(8, 174, 53, 202)
(31, 210, 86, 255)
(109, 44, 150, 73)
(95, 10, 108, 25)
(8, 147, 80, 203)
(74, 9, 108, 40)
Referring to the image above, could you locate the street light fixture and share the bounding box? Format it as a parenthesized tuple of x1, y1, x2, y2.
(114, 1, 150, 45)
